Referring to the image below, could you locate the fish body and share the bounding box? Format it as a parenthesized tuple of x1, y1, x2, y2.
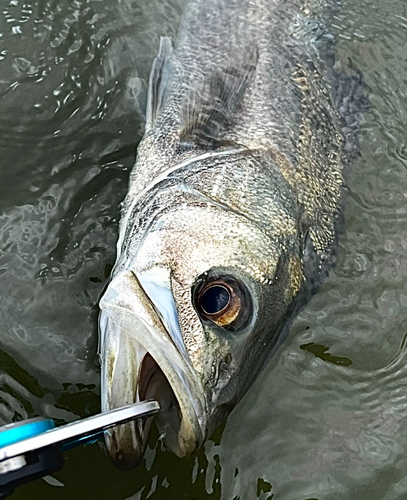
(99, 0, 361, 469)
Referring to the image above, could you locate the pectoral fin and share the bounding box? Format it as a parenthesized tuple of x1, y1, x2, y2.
(179, 45, 258, 149)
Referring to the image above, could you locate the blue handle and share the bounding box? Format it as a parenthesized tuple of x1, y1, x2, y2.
(0, 419, 99, 452)
(0, 419, 55, 449)
(0, 400, 160, 498)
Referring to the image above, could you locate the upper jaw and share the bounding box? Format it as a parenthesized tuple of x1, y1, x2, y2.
(98, 269, 206, 469)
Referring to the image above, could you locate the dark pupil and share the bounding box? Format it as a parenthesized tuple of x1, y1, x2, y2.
(200, 285, 230, 315)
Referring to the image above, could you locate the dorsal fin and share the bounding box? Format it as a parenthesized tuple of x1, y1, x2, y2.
(179, 45, 258, 149)
(146, 36, 174, 131)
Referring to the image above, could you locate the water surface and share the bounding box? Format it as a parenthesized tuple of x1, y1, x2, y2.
(0, 0, 407, 499)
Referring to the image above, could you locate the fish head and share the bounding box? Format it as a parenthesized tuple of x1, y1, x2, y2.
(99, 189, 303, 469)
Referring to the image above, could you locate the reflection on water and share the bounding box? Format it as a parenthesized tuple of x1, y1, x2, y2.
(0, 0, 406, 498)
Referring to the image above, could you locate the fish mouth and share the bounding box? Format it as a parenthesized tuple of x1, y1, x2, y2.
(99, 270, 206, 470)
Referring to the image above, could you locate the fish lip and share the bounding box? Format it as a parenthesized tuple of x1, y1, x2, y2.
(99, 270, 206, 467)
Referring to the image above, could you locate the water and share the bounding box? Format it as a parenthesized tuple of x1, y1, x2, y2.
(0, 0, 406, 498)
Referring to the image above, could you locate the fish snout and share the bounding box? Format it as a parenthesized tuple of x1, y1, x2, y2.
(99, 270, 206, 468)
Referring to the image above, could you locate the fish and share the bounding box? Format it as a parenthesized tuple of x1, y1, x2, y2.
(98, 0, 364, 469)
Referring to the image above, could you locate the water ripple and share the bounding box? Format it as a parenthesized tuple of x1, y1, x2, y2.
(0, 0, 406, 498)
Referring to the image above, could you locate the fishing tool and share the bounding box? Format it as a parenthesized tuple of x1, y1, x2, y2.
(0, 400, 160, 498)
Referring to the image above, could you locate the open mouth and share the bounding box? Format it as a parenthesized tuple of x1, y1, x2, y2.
(98, 270, 206, 470)
(139, 352, 183, 453)
(138, 353, 179, 413)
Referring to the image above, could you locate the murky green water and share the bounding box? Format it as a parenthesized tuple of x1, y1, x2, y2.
(0, 0, 406, 498)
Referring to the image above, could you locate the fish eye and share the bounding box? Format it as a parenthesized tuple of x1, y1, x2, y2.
(195, 277, 251, 331)
(200, 285, 231, 315)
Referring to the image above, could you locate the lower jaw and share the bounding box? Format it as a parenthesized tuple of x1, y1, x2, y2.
(104, 349, 203, 469)
(100, 308, 205, 467)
